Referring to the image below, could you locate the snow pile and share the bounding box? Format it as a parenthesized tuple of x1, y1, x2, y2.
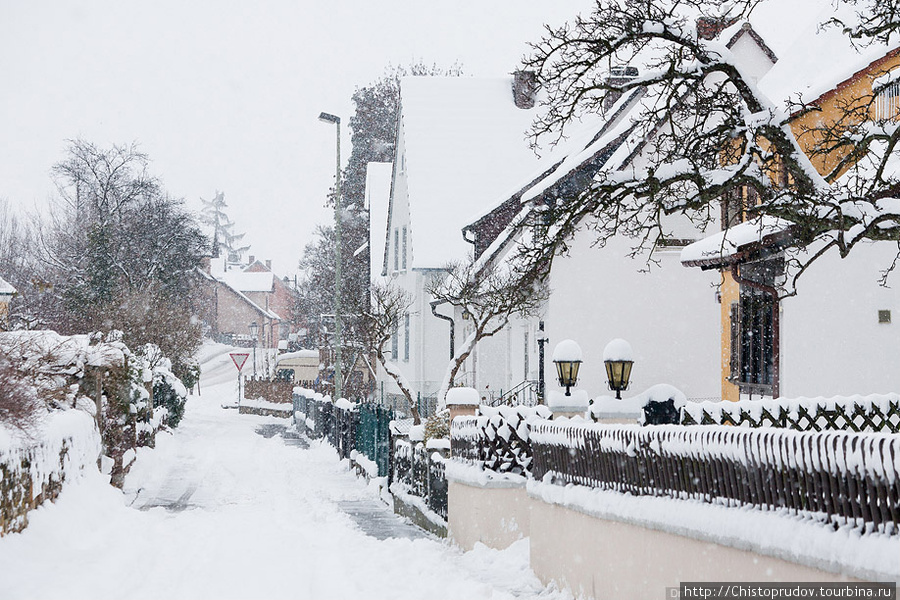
(601, 338, 633, 361)
(546, 389, 589, 411)
(445, 386, 480, 406)
(550, 339, 582, 362)
(589, 383, 687, 421)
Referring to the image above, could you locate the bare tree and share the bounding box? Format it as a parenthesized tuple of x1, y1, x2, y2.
(428, 259, 548, 407)
(359, 281, 421, 424)
(522, 0, 900, 295)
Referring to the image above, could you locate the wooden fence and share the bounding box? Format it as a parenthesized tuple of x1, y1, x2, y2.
(530, 422, 900, 535)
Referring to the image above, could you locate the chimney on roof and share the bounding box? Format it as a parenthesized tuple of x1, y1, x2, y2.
(603, 65, 639, 112)
(696, 16, 739, 41)
(512, 70, 537, 109)
(265, 259, 272, 270)
(249, 255, 255, 265)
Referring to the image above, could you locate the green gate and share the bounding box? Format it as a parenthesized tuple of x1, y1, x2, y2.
(355, 403, 394, 477)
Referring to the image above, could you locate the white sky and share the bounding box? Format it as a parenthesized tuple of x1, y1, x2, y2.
(0, 1, 593, 276)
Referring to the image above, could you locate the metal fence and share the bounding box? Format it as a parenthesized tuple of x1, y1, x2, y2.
(294, 388, 448, 519)
(392, 438, 448, 520)
(529, 421, 900, 535)
(680, 395, 900, 433)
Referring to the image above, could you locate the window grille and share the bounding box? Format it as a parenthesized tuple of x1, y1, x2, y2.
(875, 79, 900, 121)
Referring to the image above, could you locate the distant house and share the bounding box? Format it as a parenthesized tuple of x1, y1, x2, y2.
(196, 256, 297, 349)
(374, 74, 541, 405)
(681, 15, 900, 400)
(0, 275, 16, 331)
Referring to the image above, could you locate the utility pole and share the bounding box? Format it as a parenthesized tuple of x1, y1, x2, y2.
(319, 112, 343, 401)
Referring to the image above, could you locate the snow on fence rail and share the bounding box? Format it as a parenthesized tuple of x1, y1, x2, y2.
(681, 394, 900, 433)
(529, 421, 900, 536)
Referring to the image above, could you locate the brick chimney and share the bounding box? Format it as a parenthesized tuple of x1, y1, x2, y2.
(512, 70, 537, 109)
(265, 259, 272, 270)
(696, 16, 739, 40)
(603, 66, 639, 112)
(249, 255, 255, 265)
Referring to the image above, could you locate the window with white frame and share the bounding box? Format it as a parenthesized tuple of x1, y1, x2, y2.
(403, 312, 410, 361)
(401, 226, 408, 271)
(393, 228, 399, 272)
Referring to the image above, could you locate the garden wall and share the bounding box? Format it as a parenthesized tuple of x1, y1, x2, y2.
(448, 478, 863, 600)
(0, 411, 100, 535)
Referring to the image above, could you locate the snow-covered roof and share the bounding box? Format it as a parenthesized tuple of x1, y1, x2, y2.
(397, 76, 539, 268)
(465, 90, 649, 273)
(219, 271, 274, 293)
(365, 161, 393, 278)
(756, 1, 900, 105)
(0, 275, 15, 296)
(680, 216, 795, 269)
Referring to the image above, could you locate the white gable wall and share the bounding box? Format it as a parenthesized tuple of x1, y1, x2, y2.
(780, 242, 900, 397)
(545, 224, 722, 401)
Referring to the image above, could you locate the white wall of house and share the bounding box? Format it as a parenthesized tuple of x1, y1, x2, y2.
(545, 228, 722, 401)
(780, 241, 900, 397)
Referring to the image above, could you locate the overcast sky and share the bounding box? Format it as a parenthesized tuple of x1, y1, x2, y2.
(0, 1, 593, 276)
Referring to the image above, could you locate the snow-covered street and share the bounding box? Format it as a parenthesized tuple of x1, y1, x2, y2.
(0, 345, 567, 600)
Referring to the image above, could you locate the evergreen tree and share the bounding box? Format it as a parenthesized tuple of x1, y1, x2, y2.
(199, 191, 250, 264)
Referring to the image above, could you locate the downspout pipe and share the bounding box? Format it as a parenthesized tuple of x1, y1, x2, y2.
(730, 263, 780, 399)
(430, 299, 454, 360)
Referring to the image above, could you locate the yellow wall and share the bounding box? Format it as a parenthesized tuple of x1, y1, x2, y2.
(790, 50, 900, 179)
(720, 271, 740, 402)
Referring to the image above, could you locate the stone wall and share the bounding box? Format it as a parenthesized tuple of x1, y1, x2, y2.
(0, 411, 101, 536)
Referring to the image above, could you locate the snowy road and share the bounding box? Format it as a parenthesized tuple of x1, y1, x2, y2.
(0, 344, 569, 600)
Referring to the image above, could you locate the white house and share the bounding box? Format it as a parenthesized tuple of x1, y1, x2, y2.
(461, 11, 811, 404)
(376, 74, 540, 408)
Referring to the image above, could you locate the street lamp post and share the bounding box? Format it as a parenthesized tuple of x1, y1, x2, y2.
(319, 111, 343, 401)
(249, 321, 259, 378)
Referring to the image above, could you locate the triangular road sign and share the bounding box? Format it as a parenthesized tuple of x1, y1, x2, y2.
(230, 352, 250, 372)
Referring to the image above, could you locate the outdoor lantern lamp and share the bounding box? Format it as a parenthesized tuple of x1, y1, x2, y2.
(552, 339, 582, 396)
(319, 111, 343, 401)
(603, 338, 634, 399)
